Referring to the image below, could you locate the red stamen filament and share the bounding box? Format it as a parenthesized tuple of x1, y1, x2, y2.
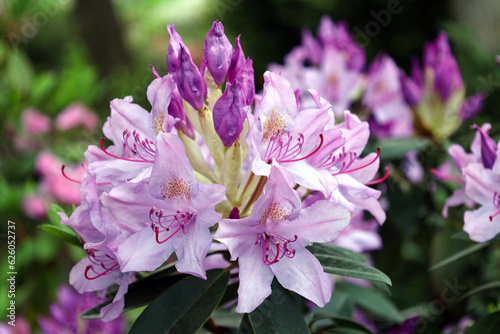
(100, 137, 151, 163)
(61, 165, 111, 186)
(61, 165, 82, 184)
(430, 168, 464, 184)
(277, 134, 324, 163)
(365, 167, 390, 186)
(84, 263, 119, 280)
(489, 191, 500, 221)
(333, 148, 381, 176)
(154, 225, 183, 244)
(257, 233, 297, 265)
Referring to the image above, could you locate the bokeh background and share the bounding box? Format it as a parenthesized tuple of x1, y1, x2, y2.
(1, 0, 500, 332)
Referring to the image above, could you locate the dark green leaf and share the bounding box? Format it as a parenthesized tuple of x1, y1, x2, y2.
(246, 279, 311, 334)
(315, 254, 392, 286)
(429, 242, 492, 271)
(374, 137, 432, 160)
(238, 314, 253, 334)
(464, 312, 500, 334)
(335, 282, 402, 322)
(38, 224, 81, 246)
(308, 243, 368, 263)
(46, 203, 66, 226)
(452, 281, 500, 305)
(311, 315, 375, 334)
(129, 269, 229, 334)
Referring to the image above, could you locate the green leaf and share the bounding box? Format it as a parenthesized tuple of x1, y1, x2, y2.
(129, 269, 229, 334)
(311, 315, 375, 334)
(46, 203, 66, 225)
(307, 243, 368, 263)
(38, 224, 81, 246)
(373, 137, 432, 160)
(81, 263, 183, 319)
(244, 279, 310, 334)
(335, 282, 403, 322)
(314, 254, 392, 286)
(452, 281, 500, 305)
(429, 241, 492, 271)
(464, 312, 500, 334)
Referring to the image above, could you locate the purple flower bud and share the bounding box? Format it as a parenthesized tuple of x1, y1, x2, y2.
(227, 35, 245, 83)
(400, 73, 423, 107)
(233, 58, 255, 106)
(169, 88, 195, 138)
(301, 29, 322, 66)
(167, 24, 188, 74)
(459, 92, 485, 121)
(203, 20, 232, 84)
(472, 124, 497, 169)
(213, 81, 246, 147)
(433, 56, 463, 102)
(174, 46, 204, 110)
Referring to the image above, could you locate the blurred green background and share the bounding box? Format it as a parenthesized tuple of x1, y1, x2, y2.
(1, 0, 500, 332)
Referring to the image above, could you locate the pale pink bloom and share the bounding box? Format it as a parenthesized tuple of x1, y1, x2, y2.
(21, 108, 51, 134)
(22, 194, 49, 219)
(56, 103, 99, 131)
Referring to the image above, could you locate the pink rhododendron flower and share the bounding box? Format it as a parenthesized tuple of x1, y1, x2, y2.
(56, 103, 99, 131)
(21, 108, 51, 134)
(215, 165, 350, 313)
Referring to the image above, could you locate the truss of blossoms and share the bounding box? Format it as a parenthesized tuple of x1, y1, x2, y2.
(39, 15, 500, 333)
(51, 20, 396, 332)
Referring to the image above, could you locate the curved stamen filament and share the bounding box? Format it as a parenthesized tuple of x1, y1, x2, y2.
(61, 165, 82, 184)
(256, 233, 298, 265)
(489, 191, 500, 221)
(100, 137, 153, 163)
(150, 207, 195, 244)
(264, 130, 305, 163)
(84, 249, 119, 280)
(333, 148, 381, 176)
(430, 168, 464, 185)
(365, 168, 390, 186)
(278, 134, 324, 164)
(61, 165, 111, 186)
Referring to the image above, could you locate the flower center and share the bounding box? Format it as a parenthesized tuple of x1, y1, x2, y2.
(150, 207, 196, 243)
(84, 249, 119, 280)
(255, 232, 297, 265)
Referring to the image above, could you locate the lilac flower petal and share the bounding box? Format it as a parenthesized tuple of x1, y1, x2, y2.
(272, 244, 332, 307)
(235, 245, 274, 313)
(464, 206, 500, 242)
(117, 226, 174, 272)
(149, 133, 199, 201)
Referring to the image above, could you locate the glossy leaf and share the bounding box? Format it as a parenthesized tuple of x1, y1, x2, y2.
(335, 282, 402, 322)
(311, 315, 375, 334)
(129, 269, 229, 334)
(38, 224, 81, 247)
(314, 254, 392, 286)
(430, 242, 492, 271)
(308, 243, 368, 263)
(242, 279, 310, 334)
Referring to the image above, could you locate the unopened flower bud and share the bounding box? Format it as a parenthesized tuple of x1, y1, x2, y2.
(167, 24, 188, 74)
(203, 20, 232, 84)
(227, 35, 245, 83)
(213, 81, 247, 147)
(175, 46, 204, 110)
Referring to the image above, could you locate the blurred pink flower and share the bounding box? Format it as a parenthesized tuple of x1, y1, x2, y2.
(56, 103, 99, 131)
(35, 151, 84, 205)
(0, 316, 31, 334)
(21, 108, 51, 135)
(22, 194, 49, 219)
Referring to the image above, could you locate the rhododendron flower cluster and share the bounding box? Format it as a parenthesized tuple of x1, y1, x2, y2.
(436, 123, 500, 242)
(61, 20, 387, 321)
